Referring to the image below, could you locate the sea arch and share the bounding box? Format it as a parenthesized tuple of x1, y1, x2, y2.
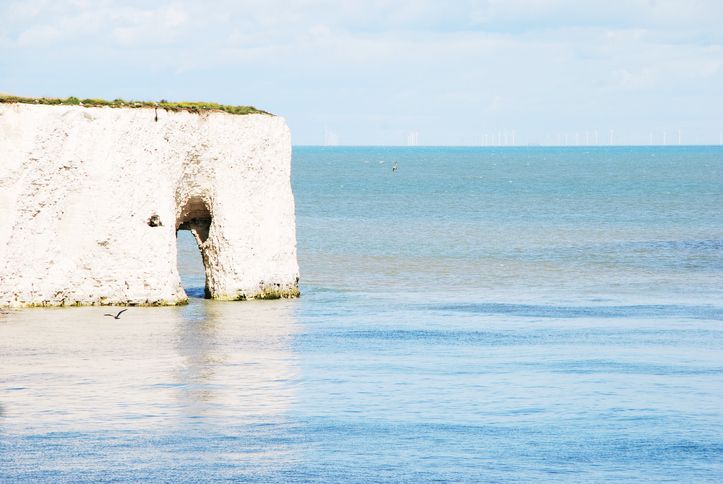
(0, 101, 299, 307)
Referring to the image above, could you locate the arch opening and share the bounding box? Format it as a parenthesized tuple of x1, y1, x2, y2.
(176, 196, 213, 299)
(177, 196, 212, 244)
(176, 231, 206, 299)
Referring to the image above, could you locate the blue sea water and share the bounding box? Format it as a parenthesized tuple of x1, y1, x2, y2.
(1, 146, 722, 481)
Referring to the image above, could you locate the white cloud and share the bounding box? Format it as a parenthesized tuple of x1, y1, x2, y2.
(2, 0, 722, 143)
(16, 24, 59, 47)
(110, 6, 190, 46)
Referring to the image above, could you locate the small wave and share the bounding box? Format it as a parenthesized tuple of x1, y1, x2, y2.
(434, 303, 723, 320)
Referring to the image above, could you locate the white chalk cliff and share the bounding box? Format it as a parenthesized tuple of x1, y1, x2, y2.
(0, 103, 299, 307)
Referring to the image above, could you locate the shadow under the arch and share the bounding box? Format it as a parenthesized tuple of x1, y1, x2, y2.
(184, 286, 207, 299)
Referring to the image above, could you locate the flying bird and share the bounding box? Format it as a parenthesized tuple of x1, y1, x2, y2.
(104, 309, 128, 319)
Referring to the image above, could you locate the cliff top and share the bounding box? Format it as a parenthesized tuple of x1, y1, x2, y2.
(0, 94, 270, 116)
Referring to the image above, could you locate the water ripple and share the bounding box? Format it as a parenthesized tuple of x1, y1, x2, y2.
(435, 303, 723, 320)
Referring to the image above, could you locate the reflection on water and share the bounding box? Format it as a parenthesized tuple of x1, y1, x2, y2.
(0, 302, 299, 431)
(0, 298, 300, 478)
(173, 300, 300, 423)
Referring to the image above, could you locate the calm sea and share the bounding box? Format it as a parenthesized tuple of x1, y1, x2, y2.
(1, 146, 722, 481)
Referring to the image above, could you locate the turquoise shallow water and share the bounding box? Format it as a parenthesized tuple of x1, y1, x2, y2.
(2, 146, 722, 481)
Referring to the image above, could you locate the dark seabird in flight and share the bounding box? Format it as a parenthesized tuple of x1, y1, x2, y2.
(104, 309, 129, 319)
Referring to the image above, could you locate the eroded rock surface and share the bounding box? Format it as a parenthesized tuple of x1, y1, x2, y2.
(0, 103, 299, 307)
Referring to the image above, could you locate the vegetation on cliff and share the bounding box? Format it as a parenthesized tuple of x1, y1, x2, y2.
(0, 94, 270, 115)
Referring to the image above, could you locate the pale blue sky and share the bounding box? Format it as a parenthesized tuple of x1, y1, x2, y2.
(2, 0, 722, 145)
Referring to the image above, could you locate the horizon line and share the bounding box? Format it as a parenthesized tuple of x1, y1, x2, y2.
(293, 144, 723, 148)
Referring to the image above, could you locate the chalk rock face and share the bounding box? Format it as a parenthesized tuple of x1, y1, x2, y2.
(0, 103, 299, 307)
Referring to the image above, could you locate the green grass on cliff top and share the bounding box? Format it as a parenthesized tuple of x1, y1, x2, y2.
(0, 94, 270, 115)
